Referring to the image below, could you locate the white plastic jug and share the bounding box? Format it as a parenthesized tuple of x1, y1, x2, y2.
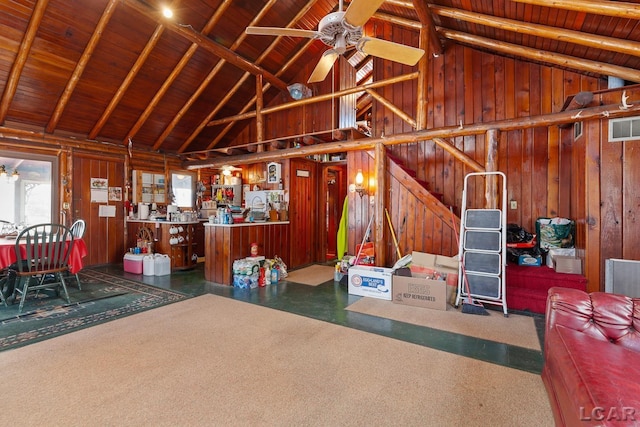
(154, 254, 171, 276)
(143, 254, 155, 276)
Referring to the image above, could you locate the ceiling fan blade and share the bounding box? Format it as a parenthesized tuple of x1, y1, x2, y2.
(307, 50, 340, 83)
(245, 27, 319, 39)
(357, 37, 425, 66)
(343, 0, 386, 27)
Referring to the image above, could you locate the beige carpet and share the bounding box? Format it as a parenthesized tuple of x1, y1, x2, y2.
(0, 294, 552, 426)
(346, 297, 541, 350)
(285, 264, 336, 286)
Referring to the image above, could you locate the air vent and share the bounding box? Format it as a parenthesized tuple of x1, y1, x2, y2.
(609, 116, 640, 142)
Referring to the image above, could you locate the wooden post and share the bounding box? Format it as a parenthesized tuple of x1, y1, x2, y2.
(374, 143, 386, 266)
(256, 74, 264, 152)
(485, 129, 499, 209)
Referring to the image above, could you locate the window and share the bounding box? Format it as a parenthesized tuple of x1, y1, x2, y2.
(573, 121, 583, 140)
(609, 116, 640, 142)
(0, 152, 57, 226)
(171, 172, 194, 208)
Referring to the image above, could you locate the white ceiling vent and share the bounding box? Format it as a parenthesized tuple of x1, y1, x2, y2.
(609, 116, 640, 142)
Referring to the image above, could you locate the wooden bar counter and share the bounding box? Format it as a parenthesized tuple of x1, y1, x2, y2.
(204, 221, 290, 285)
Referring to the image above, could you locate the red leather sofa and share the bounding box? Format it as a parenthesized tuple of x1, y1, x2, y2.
(542, 287, 640, 426)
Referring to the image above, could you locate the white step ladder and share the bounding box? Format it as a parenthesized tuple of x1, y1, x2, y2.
(455, 172, 508, 317)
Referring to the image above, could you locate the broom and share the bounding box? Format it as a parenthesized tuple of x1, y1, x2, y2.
(450, 207, 489, 316)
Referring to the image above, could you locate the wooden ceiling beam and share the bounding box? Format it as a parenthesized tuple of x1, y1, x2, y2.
(412, 1, 444, 55)
(173, 72, 252, 152)
(0, 125, 174, 162)
(125, 0, 289, 92)
(203, 0, 321, 151)
(89, 24, 165, 140)
(165, 0, 281, 152)
(184, 100, 640, 169)
(431, 5, 640, 58)
(207, 73, 418, 127)
(0, 0, 49, 125)
(125, 0, 234, 145)
(511, 0, 640, 19)
(46, 0, 119, 134)
(365, 89, 417, 128)
(439, 28, 640, 83)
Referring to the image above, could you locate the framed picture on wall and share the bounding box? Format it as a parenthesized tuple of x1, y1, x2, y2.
(267, 162, 281, 184)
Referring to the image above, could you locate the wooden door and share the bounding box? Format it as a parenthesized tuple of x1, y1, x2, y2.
(288, 158, 318, 268)
(72, 152, 125, 266)
(321, 164, 347, 261)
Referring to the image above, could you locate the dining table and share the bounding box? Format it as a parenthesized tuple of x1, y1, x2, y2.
(0, 236, 88, 274)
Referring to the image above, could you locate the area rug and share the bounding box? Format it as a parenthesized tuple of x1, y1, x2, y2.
(346, 297, 542, 351)
(284, 264, 335, 286)
(0, 294, 553, 426)
(0, 268, 188, 351)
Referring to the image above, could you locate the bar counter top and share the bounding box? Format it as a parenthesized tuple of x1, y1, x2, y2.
(204, 221, 289, 227)
(126, 218, 200, 225)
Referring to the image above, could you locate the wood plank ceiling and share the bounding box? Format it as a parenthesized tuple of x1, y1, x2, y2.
(0, 0, 639, 160)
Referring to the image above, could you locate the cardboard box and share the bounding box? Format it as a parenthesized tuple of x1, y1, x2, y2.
(518, 254, 542, 266)
(348, 265, 393, 300)
(409, 251, 459, 286)
(392, 251, 460, 310)
(546, 248, 576, 268)
(393, 275, 448, 310)
(554, 255, 583, 274)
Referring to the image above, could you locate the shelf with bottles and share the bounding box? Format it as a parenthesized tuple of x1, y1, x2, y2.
(211, 184, 242, 206)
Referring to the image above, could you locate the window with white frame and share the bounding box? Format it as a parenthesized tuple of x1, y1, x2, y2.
(171, 172, 194, 208)
(0, 152, 57, 227)
(609, 116, 640, 142)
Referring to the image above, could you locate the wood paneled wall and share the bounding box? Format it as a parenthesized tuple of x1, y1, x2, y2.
(72, 152, 125, 266)
(375, 38, 605, 235)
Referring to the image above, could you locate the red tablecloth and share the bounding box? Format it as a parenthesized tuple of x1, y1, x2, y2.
(0, 238, 87, 274)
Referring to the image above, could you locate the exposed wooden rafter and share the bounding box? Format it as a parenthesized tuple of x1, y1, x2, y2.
(184, 100, 640, 169)
(431, 5, 640, 58)
(47, 0, 119, 134)
(202, 0, 322, 150)
(511, 0, 640, 19)
(439, 28, 640, 82)
(125, 0, 234, 146)
(205, 73, 418, 128)
(125, 0, 289, 92)
(0, 0, 49, 124)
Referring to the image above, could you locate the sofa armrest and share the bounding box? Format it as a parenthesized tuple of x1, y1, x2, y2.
(546, 287, 640, 352)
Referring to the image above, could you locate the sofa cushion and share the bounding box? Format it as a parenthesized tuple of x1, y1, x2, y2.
(545, 325, 640, 425)
(546, 287, 640, 353)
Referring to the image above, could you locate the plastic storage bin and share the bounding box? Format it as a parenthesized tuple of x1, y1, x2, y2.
(154, 254, 171, 276)
(123, 253, 145, 274)
(143, 254, 155, 276)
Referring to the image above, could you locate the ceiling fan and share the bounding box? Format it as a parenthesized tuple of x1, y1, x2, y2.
(245, 0, 425, 83)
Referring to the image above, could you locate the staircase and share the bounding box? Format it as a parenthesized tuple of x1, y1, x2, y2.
(385, 151, 458, 233)
(386, 152, 444, 203)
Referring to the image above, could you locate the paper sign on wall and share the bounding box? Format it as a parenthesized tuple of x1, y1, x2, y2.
(99, 205, 116, 217)
(91, 178, 108, 203)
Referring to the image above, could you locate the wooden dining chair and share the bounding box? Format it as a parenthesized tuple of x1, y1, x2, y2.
(11, 223, 74, 313)
(0, 268, 9, 307)
(69, 219, 86, 289)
